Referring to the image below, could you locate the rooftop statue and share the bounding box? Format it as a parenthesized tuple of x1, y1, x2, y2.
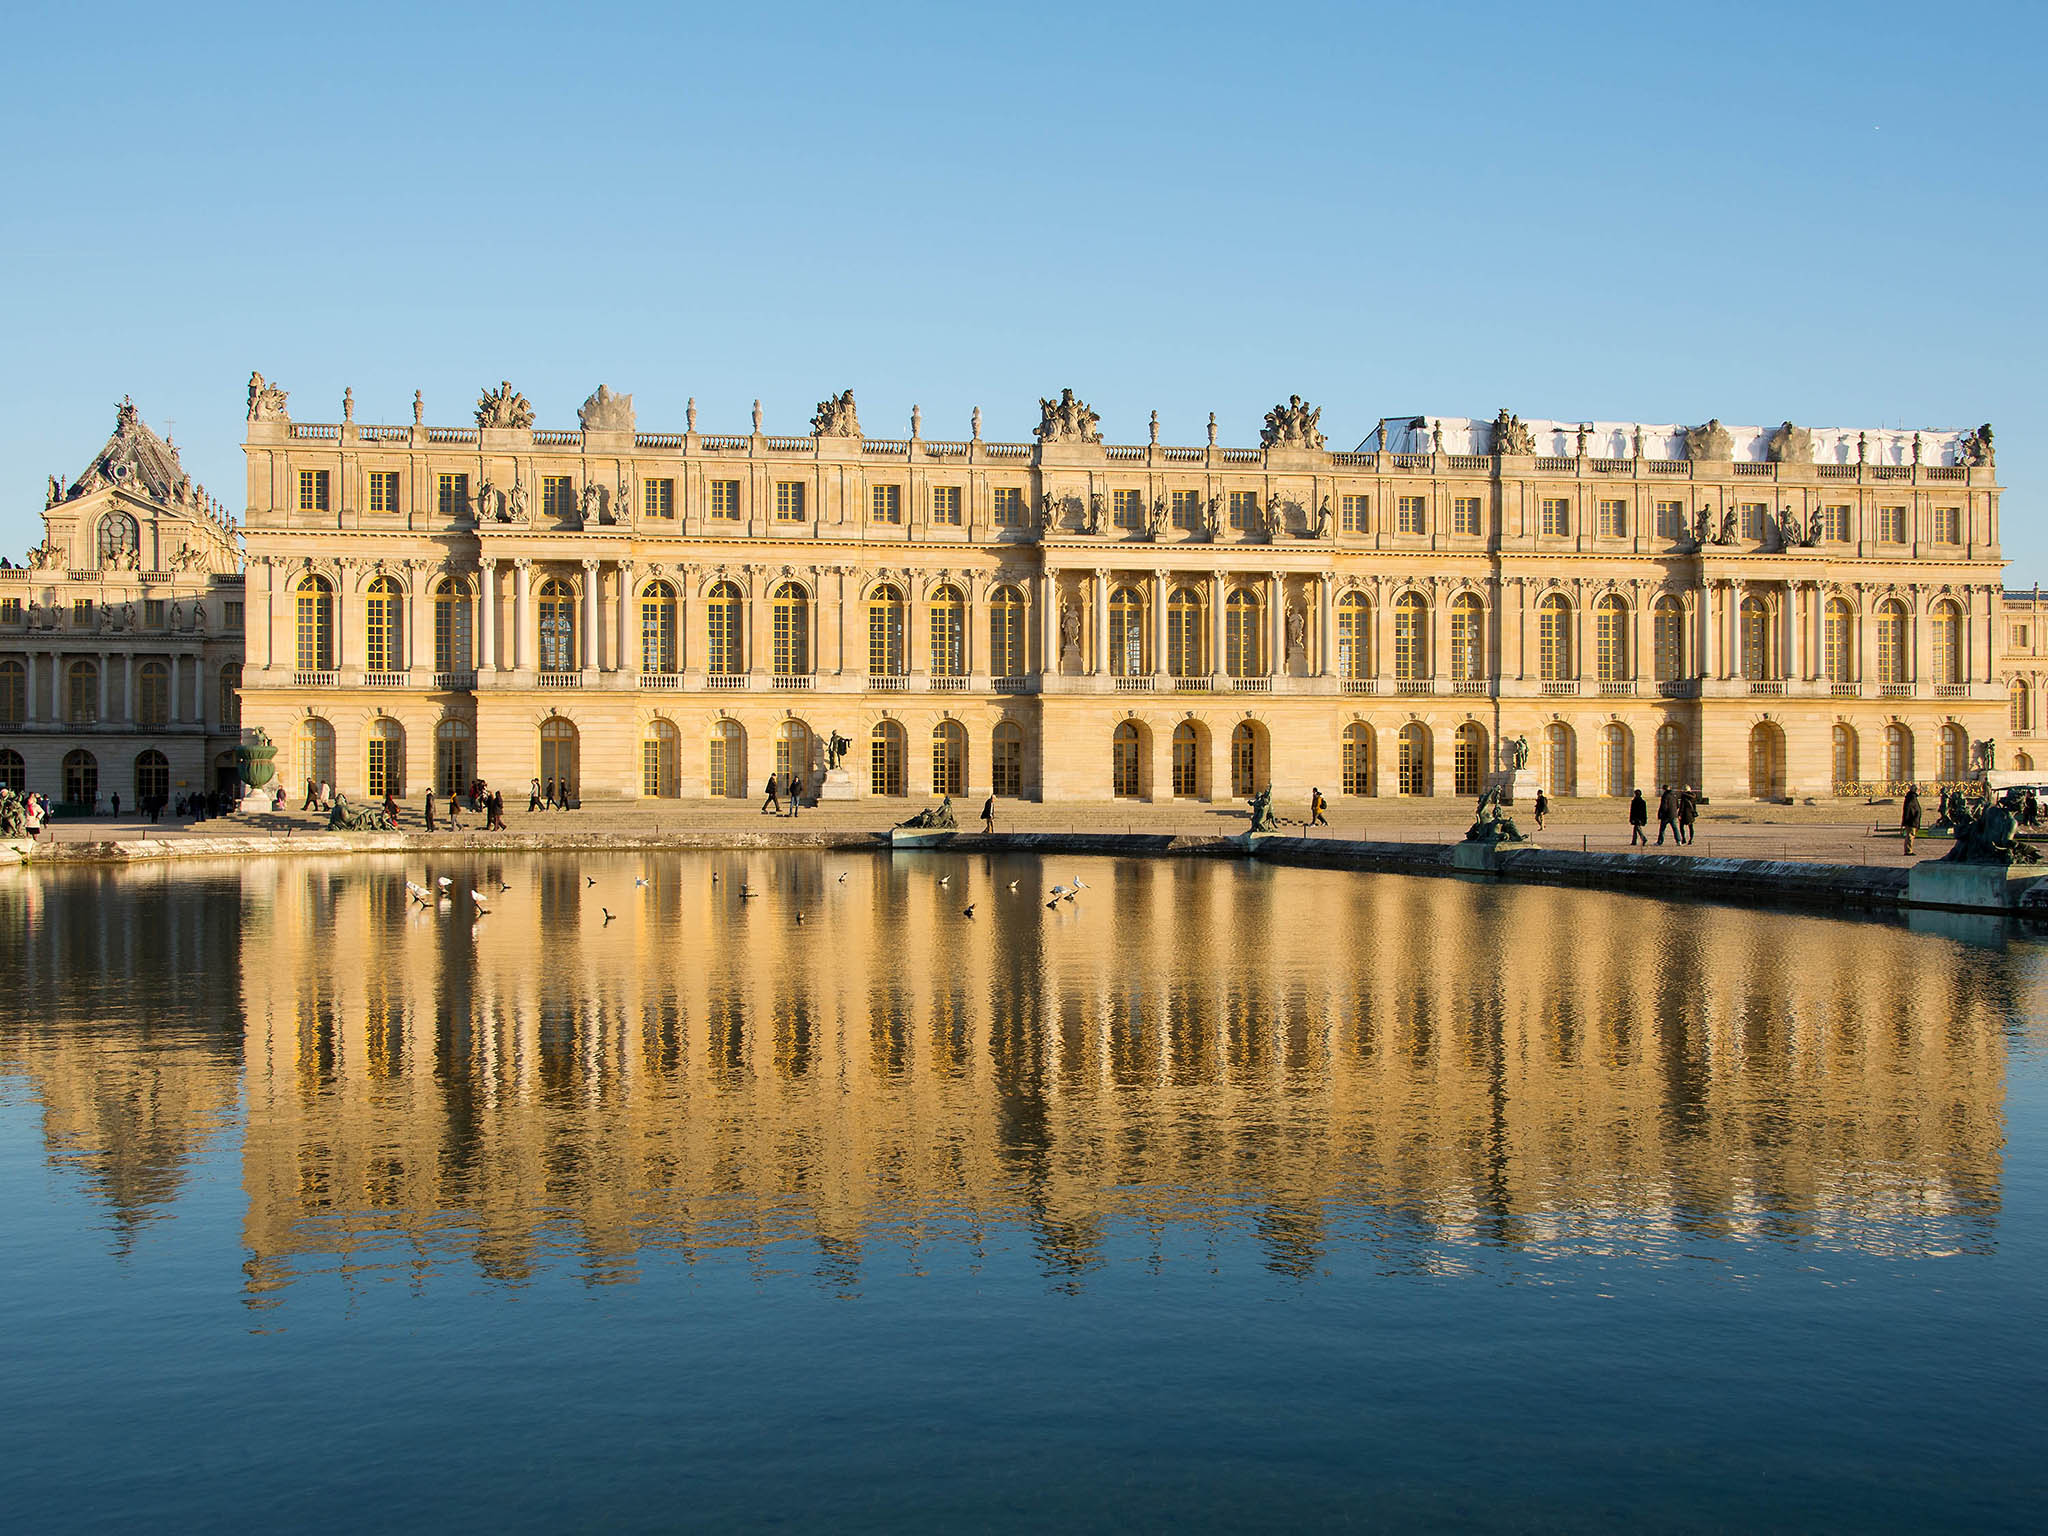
(1683, 419, 1734, 461)
(1035, 388, 1101, 444)
(1464, 785, 1529, 845)
(1490, 408, 1535, 456)
(577, 385, 634, 433)
(811, 389, 861, 438)
(1939, 790, 2040, 866)
(475, 381, 535, 430)
(247, 372, 290, 422)
(1766, 421, 1812, 464)
(898, 797, 957, 831)
(1960, 422, 1996, 467)
(1259, 396, 1326, 450)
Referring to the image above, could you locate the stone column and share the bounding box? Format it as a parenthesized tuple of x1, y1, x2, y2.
(1210, 571, 1226, 680)
(1375, 582, 1395, 684)
(617, 562, 635, 674)
(24, 654, 35, 723)
(261, 561, 276, 670)
(1152, 571, 1168, 678)
(479, 560, 497, 672)
(123, 654, 135, 723)
(97, 652, 108, 723)
(1317, 576, 1334, 677)
(1430, 583, 1449, 682)
(1035, 571, 1054, 676)
(408, 573, 429, 675)
(1630, 587, 1650, 684)
(171, 655, 183, 724)
(581, 561, 599, 671)
(1093, 569, 1110, 676)
(1268, 574, 1284, 677)
(513, 560, 530, 672)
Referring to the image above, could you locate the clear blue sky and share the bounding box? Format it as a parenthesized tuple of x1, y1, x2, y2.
(3, 1, 2042, 574)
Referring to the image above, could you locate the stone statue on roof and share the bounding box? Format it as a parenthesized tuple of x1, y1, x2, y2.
(811, 390, 861, 438)
(1960, 423, 1995, 467)
(475, 381, 535, 429)
(1259, 396, 1326, 450)
(1035, 389, 1101, 444)
(1767, 421, 1812, 464)
(1490, 408, 1535, 456)
(1684, 419, 1733, 461)
(577, 385, 634, 433)
(247, 372, 289, 422)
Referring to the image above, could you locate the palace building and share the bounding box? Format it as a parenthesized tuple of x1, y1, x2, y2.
(0, 401, 246, 808)
(232, 377, 2006, 806)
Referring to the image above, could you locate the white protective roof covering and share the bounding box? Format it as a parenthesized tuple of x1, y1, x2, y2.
(1370, 416, 1969, 466)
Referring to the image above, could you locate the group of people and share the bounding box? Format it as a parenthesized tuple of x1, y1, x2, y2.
(759, 772, 808, 817)
(527, 778, 576, 812)
(422, 784, 507, 831)
(1626, 786, 1701, 846)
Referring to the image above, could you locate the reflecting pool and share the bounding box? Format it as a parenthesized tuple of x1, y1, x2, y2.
(3, 853, 2046, 1531)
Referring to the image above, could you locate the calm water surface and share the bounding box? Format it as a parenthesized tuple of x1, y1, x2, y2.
(3, 852, 2045, 1532)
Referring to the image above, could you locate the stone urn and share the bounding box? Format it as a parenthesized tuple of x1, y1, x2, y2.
(237, 729, 278, 791)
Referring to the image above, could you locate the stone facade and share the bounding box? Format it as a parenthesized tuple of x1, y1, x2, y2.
(237, 384, 2007, 805)
(1, 401, 247, 808)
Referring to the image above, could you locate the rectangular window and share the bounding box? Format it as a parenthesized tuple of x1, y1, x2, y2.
(225, 601, 244, 631)
(2019, 624, 2031, 649)
(1933, 505, 1961, 544)
(993, 487, 1025, 527)
(775, 481, 806, 522)
(1824, 503, 1852, 542)
(1452, 496, 1482, 537)
(1172, 489, 1203, 531)
(1228, 490, 1258, 532)
(1397, 495, 1426, 535)
(1111, 489, 1143, 531)
(1655, 500, 1684, 539)
(298, 469, 330, 512)
(1598, 499, 1627, 539)
(1740, 502, 1768, 540)
(871, 484, 902, 523)
(709, 479, 741, 520)
(932, 485, 963, 525)
(368, 469, 401, 514)
(1340, 494, 1369, 534)
(542, 475, 575, 517)
(1879, 505, 1907, 543)
(1, 597, 21, 625)
(145, 599, 166, 628)
(1540, 498, 1569, 537)
(73, 599, 93, 627)
(644, 478, 675, 519)
(436, 472, 469, 517)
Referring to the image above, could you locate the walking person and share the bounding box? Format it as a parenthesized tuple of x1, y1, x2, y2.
(1628, 787, 1649, 847)
(1677, 786, 1698, 845)
(1308, 786, 1329, 829)
(303, 777, 318, 811)
(784, 772, 801, 818)
(1533, 789, 1549, 832)
(529, 777, 543, 814)
(424, 787, 436, 832)
(383, 789, 398, 826)
(447, 792, 463, 830)
(1655, 785, 1676, 845)
(981, 794, 996, 835)
(760, 772, 781, 816)
(1902, 784, 1923, 855)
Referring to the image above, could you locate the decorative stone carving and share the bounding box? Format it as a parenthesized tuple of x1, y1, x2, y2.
(1312, 498, 1331, 538)
(810, 389, 861, 437)
(579, 482, 603, 526)
(1200, 495, 1221, 540)
(1490, 408, 1535, 456)
(473, 479, 497, 522)
(1259, 396, 1325, 450)
(475, 381, 534, 429)
(1147, 497, 1167, 540)
(1683, 419, 1733, 461)
(246, 371, 290, 422)
(578, 385, 634, 432)
(1038, 493, 1062, 532)
(1286, 606, 1307, 664)
(413, 391, 424, 426)
(45, 474, 62, 509)
(1084, 495, 1103, 536)
(1256, 495, 1283, 539)
(1766, 421, 1812, 463)
(1960, 423, 1995, 467)
(1034, 389, 1101, 444)
(506, 479, 529, 523)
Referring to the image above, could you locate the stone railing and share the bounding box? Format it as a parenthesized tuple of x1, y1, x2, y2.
(432, 672, 476, 690)
(426, 427, 478, 445)
(293, 670, 336, 687)
(536, 671, 581, 689)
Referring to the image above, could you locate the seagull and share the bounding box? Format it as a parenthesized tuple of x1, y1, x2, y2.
(837, 872, 847, 883)
(1007, 879, 1019, 891)
(470, 888, 490, 913)
(436, 876, 453, 889)
(938, 876, 950, 887)
(602, 908, 615, 924)
(1048, 882, 1069, 902)
(712, 872, 720, 884)
(406, 880, 432, 906)
(634, 875, 648, 887)
(795, 911, 805, 924)
(585, 875, 596, 888)
(1063, 876, 1088, 904)
(497, 879, 510, 892)
(962, 904, 975, 918)
(739, 885, 760, 899)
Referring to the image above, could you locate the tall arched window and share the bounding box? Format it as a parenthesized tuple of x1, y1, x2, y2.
(1655, 722, 1685, 788)
(366, 717, 404, 797)
(989, 586, 1023, 679)
(0, 749, 24, 793)
(868, 585, 905, 676)
(706, 718, 743, 798)
(1940, 723, 1967, 781)
(1601, 723, 1632, 797)
(1337, 592, 1369, 680)
(97, 511, 138, 567)
(869, 719, 905, 796)
(1595, 595, 1629, 682)
(1876, 601, 1910, 685)
(67, 659, 99, 724)
(537, 578, 577, 673)
(1930, 601, 1962, 685)
(1832, 724, 1859, 791)
(1740, 595, 1773, 680)
(775, 719, 812, 791)
(1454, 721, 1486, 797)
(2014, 680, 2033, 734)
(1397, 722, 1431, 796)
(706, 581, 744, 675)
(1171, 722, 1201, 797)
(1653, 596, 1686, 682)
(299, 716, 334, 787)
(1449, 594, 1484, 681)
(933, 720, 967, 795)
(1112, 721, 1141, 798)
(134, 750, 169, 804)
(1109, 587, 1145, 676)
(0, 660, 25, 727)
(434, 577, 472, 673)
(1543, 722, 1575, 796)
(1885, 723, 1913, 785)
(1538, 594, 1572, 681)
(63, 749, 98, 806)
(640, 581, 679, 674)
(1341, 723, 1374, 796)
(365, 575, 403, 673)
(643, 718, 679, 798)
(1394, 593, 1427, 681)
(992, 721, 1024, 797)
(539, 715, 579, 797)
(1225, 589, 1261, 678)
(135, 660, 169, 728)
(772, 582, 810, 675)
(1230, 721, 1261, 796)
(434, 718, 473, 798)
(928, 585, 965, 678)
(1167, 587, 1204, 677)
(296, 575, 334, 671)
(1750, 723, 1786, 799)
(1823, 598, 1854, 685)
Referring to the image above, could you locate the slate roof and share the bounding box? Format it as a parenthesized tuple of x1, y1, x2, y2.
(64, 397, 202, 505)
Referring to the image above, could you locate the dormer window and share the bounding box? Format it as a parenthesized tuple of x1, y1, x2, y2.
(97, 511, 138, 566)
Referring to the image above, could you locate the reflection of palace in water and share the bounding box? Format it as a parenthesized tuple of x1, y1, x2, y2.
(0, 857, 2029, 1291)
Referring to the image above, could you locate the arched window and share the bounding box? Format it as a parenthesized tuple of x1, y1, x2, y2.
(2015, 680, 2033, 734)
(775, 719, 813, 792)
(537, 577, 577, 673)
(540, 715, 579, 798)
(67, 659, 99, 725)
(1875, 601, 1910, 685)
(1939, 722, 1967, 782)
(1595, 595, 1629, 682)
(1167, 587, 1204, 677)
(988, 586, 1023, 679)
(63, 749, 97, 806)
(706, 718, 743, 798)
(928, 585, 966, 678)
(1394, 593, 1427, 681)
(1654, 596, 1686, 682)
(869, 719, 905, 796)
(1341, 723, 1374, 796)
(1824, 598, 1854, 685)
(434, 718, 473, 798)
(1454, 721, 1486, 797)
(134, 750, 169, 805)
(1655, 722, 1686, 788)
(1225, 589, 1262, 678)
(434, 577, 471, 673)
(1397, 722, 1431, 796)
(0, 749, 23, 793)
(365, 575, 403, 673)
(1543, 722, 1575, 797)
(2016, 751, 2035, 773)
(1832, 724, 1859, 792)
(706, 580, 744, 675)
(366, 717, 404, 798)
(772, 583, 810, 676)
(1930, 601, 1963, 686)
(97, 511, 138, 567)
(1112, 721, 1141, 798)
(135, 660, 169, 728)
(992, 721, 1024, 797)
(867, 585, 905, 677)
(1109, 586, 1145, 676)
(218, 662, 242, 730)
(0, 660, 24, 727)
(1885, 723, 1913, 786)
(296, 575, 334, 672)
(1171, 721, 1201, 797)
(1230, 720, 1261, 796)
(640, 581, 679, 674)
(1538, 594, 1572, 681)
(1740, 595, 1773, 680)
(933, 719, 967, 795)
(1337, 592, 1369, 681)
(1602, 723, 1632, 797)
(643, 718, 679, 798)
(1450, 594, 1484, 682)
(299, 716, 334, 787)
(1750, 722, 1786, 799)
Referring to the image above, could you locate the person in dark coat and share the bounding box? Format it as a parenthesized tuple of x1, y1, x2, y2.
(1308, 787, 1329, 828)
(1655, 786, 1676, 844)
(760, 773, 781, 815)
(1532, 789, 1549, 832)
(424, 788, 436, 831)
(1677, 787, 1698, 844)
(1902, 785, 1923, 855)
(1627, 788, 1649, 846)
(981, 795, 996, 835)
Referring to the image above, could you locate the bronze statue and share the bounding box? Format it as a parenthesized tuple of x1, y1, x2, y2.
(1938, 790, 2039, 866)
(326, 794, 395, 832)
(1247, 787, 1279, 834)
(824, 731, 852, 771)
(898, 797, 957, 830)
(1464, 785, 1528, 844)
